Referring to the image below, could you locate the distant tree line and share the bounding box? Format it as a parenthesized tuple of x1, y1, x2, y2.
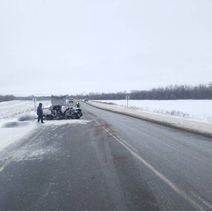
(15, 96, 51, 101)
(75, 83, 212, 100)
(0, 95, 15, 102)
(0, 83, 212, 102)
(0, 95, 50, 102)
(129, 83, 212, 100)
(74, 92, 127, 100)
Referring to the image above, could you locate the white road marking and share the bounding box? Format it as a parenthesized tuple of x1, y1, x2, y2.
(89, 115, 212, 210)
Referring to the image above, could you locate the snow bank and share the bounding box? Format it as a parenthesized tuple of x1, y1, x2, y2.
(96, 100, 212, 123)
(88, 101, 212, 137)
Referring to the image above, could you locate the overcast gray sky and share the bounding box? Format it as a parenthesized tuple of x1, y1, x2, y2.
(0, 0, 212, 96)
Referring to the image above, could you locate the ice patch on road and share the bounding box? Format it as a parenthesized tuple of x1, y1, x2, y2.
(0, 118, 92, 152)
(43, 119, 92, 126)
(0, 119, 93, 172)
(0, 127, 58, 172)
(11, 143, 57, 162)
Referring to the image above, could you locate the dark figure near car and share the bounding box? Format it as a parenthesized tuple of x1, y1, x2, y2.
(37, 103, 44, 123)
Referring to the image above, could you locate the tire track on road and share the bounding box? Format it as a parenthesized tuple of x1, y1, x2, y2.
(87, 112, 212, 211)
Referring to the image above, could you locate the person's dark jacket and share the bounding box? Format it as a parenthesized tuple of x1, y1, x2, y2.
(37, 104, 43, 116)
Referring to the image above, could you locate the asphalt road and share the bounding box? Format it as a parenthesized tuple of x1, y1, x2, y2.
(0, 102, 212, 210)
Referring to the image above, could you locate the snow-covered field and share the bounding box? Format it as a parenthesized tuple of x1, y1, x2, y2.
(97, 100, 212, 123)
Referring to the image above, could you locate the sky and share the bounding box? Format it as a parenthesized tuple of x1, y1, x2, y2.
(0, 0, 212, 96)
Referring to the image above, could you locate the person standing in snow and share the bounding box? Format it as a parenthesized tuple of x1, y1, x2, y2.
(37, 103, 44, 123)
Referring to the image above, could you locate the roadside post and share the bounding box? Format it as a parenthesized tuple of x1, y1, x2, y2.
(126, 95, 129, 107)
(33, 97, 36, 114)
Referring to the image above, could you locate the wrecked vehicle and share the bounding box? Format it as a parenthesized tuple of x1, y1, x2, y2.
(43, 95, 83, 120)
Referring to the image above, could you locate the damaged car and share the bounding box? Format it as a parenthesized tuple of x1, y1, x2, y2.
(43, 95, 83, 120)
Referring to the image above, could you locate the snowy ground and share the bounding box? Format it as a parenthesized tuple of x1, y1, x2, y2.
(96, 100, 212, 123)
(0, 99, 212, 152)
(89, 100, 212, 137)
(0, 100, 89, 152)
